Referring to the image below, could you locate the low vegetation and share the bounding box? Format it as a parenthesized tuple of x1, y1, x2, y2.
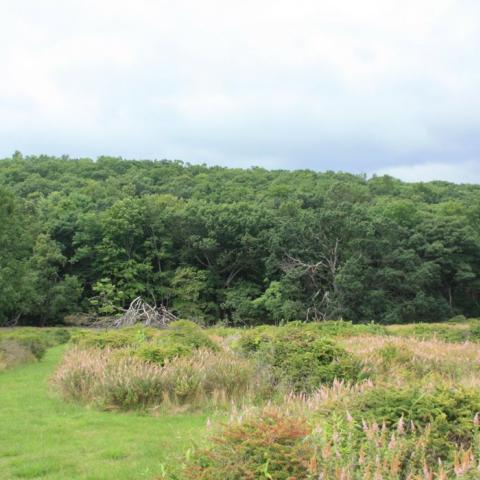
(386, 319, 480, 343)
(53, 322, 370, 411)
(4, 320, 480, 479)
(186, 406, 480, 479)
(235, 323, 367, 392)
(53, 347, 257, 412)
(182, 322, 480, 479)
(70, 320, 218, 365)
(0, 327, 70, 370)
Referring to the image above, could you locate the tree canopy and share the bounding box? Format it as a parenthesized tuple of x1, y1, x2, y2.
(1, 154, 479, 325)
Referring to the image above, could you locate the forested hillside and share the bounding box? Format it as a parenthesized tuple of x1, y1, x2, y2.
(1, 153, 479, 326)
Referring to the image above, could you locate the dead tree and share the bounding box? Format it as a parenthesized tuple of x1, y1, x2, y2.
(4, 313, 21, 327)
(282, 238, 340, 321)
(112, 297, 177, 328)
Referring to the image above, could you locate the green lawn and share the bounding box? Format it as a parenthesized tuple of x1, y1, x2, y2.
(0, 346, 207, 480)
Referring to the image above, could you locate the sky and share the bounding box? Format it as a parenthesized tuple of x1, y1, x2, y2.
(0, 0, 479, 183)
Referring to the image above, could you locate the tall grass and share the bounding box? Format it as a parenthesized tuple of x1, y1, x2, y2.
(52, 346, 261, 411)
(0, 340, 36, 370)
(340, 335, 480, 384)
(0, 327, 70, 371)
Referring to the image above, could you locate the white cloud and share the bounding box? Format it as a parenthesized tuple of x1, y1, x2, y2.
(373, 160, 480, 184)
(0, 0, 479, 179)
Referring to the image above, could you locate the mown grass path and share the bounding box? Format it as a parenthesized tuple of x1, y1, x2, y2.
(0, 346, 206, 479)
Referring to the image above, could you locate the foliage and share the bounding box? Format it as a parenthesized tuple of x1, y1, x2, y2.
(1, 155, 480, 325)
(71, 321, 218, 365)
(351, 385, 480, 460)
(237, 324, 365, 392)
(186, 409, 315, 480)
(387, 320, 480, 343)
(186, 406, 480, 479)
(7, 324, 480, 478)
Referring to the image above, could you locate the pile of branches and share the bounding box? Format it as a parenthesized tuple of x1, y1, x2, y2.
(114, 297, 177, 328)
(94, 297, 177, 329)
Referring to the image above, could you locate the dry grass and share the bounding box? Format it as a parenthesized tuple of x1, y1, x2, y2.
(342, 335, 480, 363)
(340, 335, 480, 386)
(280, 378, 375, 415)
(52, 346, 261, 411)
(0, 340, 36, 371)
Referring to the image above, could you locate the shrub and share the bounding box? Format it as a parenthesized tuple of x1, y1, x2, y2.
(351, 385, 480, 460)
(71, 321, 218, 365)
(238, 325, 365, 392)
(305, 320, 388, 337)
(236, 321, 386, 353)
(268, 331, 364, 392)
(185, 406, 480, 479)
(376, 343, 413, 367)
(185, 408, 315, 480)
(49, 328, 71, 345)
(235, 325, 275, 354)
(70, 328, 150, 349)
(0, 332, 46, 360)
(468, 320, 480, 340)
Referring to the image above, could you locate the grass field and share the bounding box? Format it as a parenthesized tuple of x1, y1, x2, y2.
(0, 345, 207, 480)
(3, 321, 480, 479)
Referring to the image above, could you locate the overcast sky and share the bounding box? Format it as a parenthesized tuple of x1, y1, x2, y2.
(1, 1, 479, 182)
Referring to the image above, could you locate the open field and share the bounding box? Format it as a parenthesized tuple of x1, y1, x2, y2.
(0, 345, 206, 480)
(3, 321, 480, 479)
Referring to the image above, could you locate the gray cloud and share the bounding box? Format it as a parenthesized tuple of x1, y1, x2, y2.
(0, 0, 479, 182)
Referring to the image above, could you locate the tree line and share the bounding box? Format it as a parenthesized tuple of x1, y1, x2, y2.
(1, 152, 479, 326)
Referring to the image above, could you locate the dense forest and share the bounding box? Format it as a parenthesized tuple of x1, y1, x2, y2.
(1, 152, 479, 326)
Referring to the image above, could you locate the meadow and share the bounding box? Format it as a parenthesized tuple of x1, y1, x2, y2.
(0, 336, 206, 479)
(2, 320, 480, 479)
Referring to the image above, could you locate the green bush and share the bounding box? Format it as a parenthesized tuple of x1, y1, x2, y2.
(70, 328, 149, 349)
(304, 320, 388, 337)
(235, 325, 275, 354)
(186, 409, 315, 480)
(268, 331, 364, 392)
(468, 320, 480, 340)
(237, 322, 386, 354)
(166, 320, 218, 351)
(49, 328, 71, 345)
(374, 343, 418, 375)
(71, 321, 218, 365)
(0, 331, 47, 360)
(134, 343, 192, 364)
(351, 385, 480, 460)
(238, 325, 365, 392)
(185, 407, 456, 479)
(12, 335, 46, 359)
